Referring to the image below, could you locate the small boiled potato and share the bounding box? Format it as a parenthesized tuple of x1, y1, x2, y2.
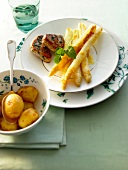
(17, 86, 39, 103)
(0, 92, 8, 105)
(0, 91, 15, 105)
(23, 101, 34, 111)
(1, 118, 18, 131)
(5, 94, 24, 119)
(18, 108, 39, 128)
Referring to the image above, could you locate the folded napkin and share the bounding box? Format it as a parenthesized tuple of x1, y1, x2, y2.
(0, 106, 66, 149)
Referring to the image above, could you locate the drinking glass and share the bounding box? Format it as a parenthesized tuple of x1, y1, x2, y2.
(8, 0, 40, 33)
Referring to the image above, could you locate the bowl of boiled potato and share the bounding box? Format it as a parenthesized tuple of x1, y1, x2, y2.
(0, 69, 50, 135)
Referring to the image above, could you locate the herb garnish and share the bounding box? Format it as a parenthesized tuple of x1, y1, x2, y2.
(54, 46, 76, 64)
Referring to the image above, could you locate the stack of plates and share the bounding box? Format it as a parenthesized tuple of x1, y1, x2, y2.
(20, 18, 128, 108)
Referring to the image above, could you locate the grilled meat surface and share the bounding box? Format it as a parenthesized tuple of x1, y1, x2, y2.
(30, 35, 52, 63)
(42, 34, 65, 52)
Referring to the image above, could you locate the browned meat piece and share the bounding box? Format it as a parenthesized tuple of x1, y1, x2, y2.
(30, 35, 52, 63)
(42, 34, 65, 52)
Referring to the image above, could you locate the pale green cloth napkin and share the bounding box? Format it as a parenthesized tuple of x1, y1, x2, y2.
(0, 106, 66, 149)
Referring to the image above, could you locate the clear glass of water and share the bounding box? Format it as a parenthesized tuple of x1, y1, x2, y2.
(8, 0, 40, 33)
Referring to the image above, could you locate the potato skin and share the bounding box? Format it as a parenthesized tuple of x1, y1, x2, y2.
(0, 91, 15, 105)
(17, 86, 39, 103)
(1, 118, 18, 131)
(18, 108, 39, 128)
(5, 94, 24, 119)
(23, 102, 34, 111)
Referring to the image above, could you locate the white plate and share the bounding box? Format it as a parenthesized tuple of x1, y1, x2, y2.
(20, 18, 119, 92)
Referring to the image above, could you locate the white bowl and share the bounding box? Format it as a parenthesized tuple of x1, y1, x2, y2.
(0, 69, 50, 135)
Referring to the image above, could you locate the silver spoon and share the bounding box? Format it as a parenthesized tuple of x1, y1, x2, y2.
(7, 40, 16, 91)
(1, 40, 17, 124)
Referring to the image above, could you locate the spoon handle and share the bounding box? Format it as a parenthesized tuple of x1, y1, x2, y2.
(7, 40, 16, 91)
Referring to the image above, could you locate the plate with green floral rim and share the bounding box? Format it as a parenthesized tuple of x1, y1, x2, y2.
(17, 18, 128, 108)
(20, 18, 119, 93)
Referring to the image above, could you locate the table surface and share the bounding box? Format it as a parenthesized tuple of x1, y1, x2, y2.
(1, 0, 128, 169)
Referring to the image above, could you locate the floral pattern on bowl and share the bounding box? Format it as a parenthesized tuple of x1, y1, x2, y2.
(0, 74, 47, 110)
